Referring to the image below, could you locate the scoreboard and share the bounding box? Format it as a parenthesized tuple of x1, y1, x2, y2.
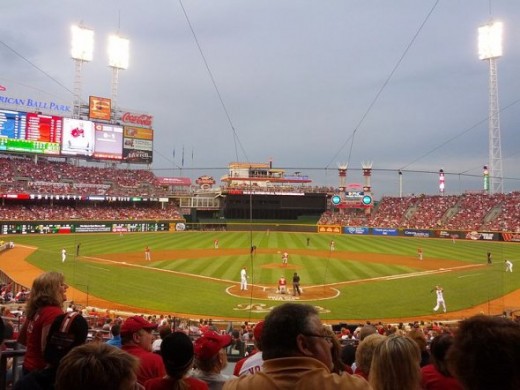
(0, 109, 26, 139)
(0, 109, 61, 154)
(0, 107, 154, 162)
(26, 113, 62, 143)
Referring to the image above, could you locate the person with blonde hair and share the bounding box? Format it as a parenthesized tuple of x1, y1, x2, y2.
(354, 333, 386, 381)
(18, 271, 68, 374)
(369, 334, 421, 390)
(55, 342, 140, 390)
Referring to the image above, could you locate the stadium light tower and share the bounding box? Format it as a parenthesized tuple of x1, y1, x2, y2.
(71, 25, 94, 119)
(108, 34, 129, 115)
(478, 21, 504, 194)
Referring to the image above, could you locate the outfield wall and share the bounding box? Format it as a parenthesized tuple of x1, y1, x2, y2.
(1, 220, 518, 243)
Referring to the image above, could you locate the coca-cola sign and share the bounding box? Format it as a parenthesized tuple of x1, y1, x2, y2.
(121, 112, 153, 127)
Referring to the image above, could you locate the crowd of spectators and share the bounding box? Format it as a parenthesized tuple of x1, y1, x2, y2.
(0, 202, 182, 221)
(2, 156, 520, 231)
(1, 288, 519, 389)
(0, 156, 173, 197)
(320, 192, 520, 232)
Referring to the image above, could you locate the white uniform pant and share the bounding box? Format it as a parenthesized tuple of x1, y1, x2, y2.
(433, 299, 446, 312)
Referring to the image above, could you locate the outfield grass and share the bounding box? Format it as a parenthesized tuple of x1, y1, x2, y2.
(9, 231, 520, 321)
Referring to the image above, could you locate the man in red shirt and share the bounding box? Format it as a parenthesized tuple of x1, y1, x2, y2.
(121, 315, 165, 385)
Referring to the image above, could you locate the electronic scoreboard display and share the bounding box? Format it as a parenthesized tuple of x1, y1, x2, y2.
(93, 123, 123, 160)
(0, 109, 26, 140)
(26, 113, 62, 143)
(0, 109, 60, 154)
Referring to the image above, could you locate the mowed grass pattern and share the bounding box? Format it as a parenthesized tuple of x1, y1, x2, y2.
(9, 231, 520, 321)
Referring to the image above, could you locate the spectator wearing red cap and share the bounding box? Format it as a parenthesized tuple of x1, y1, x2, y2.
(121, 315, 165, 385)
(233, 321, 265, 376)
(191, 330, 234, 390)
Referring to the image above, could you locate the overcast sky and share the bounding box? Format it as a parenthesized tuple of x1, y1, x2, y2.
(1, 0, 519, 197)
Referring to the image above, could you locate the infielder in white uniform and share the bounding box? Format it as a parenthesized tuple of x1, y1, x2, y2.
(505, 259, 513, 272)
(240, 267, 248, 290)
(61, 248, 67, 263)
(432, 285, 446, 313)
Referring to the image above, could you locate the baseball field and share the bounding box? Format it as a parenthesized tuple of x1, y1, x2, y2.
(3, 230, 520, 323)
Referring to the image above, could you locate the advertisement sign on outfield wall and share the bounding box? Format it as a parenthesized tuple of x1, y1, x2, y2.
(436, 230, 464, 240)
(372, 228, 398, 236)
(465, 231, 497, 241)
(403, 229, 432, 238)
(318, 225, 342, 234)
(0, 222, 171, 235)
(502, 232, 520, 242)
(344, 227, 369, 235)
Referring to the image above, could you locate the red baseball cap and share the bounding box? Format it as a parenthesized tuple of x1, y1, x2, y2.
(120, 315, 158, 335)
(253, 321, 264, 342)
(194, 331, 232, 360)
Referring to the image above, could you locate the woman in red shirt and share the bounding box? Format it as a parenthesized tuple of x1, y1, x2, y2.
(18, 271, 68, 374)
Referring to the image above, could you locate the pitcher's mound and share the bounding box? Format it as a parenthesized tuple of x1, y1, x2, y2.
(228, 284, 339, 301)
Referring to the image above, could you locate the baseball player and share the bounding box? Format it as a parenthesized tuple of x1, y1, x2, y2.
(240, 267, 249, 290)
(278, 276, 287, 294)
(432, 285, 446, 313)
(281, 252, 288, 266)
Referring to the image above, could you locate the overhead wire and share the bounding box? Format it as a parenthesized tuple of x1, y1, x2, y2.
(400, 97, 520, 172)
(325, 0, 440, 170)
(177, 0, 249, 164)
(177, 0, 257, 320)
(0, 40, 74, 96)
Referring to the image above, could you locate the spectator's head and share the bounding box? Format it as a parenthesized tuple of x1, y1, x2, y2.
(261, 303, 333, 371)
(158, 324, 172, 340)
(194, 330, 232, 373)
(447, 314, 520, 390)
(359, 324, 377, 341)
(252, 320, 264, 350)
(369, 334, 421, 390)
(110, 324, 121, 337)
(340, 342, 357, 367)
(429, 333, 455, 377)
(161, 332, 195, 379)
(354, 333, 386, 378)
(323, 326, 344, 374)
(120, 315, 158, 351)
(55, 343, 139, 390)
(44, 311, 88, 367)
(26, 272, 67, 319)
(406, 328, 428, 353)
